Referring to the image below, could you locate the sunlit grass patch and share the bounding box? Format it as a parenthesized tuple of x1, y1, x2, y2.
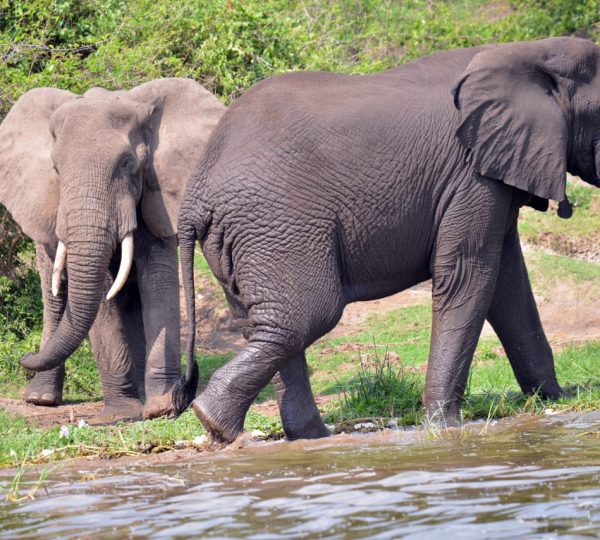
(320, 339, 600, 431)
(525, 251, 600, 293)
(324, 353, 423, 428)
(0, 329, 101, 402)
(307, 304, 432, 395)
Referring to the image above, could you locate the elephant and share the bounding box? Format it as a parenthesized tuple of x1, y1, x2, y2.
(177, 36, 600, 443)
(0, 78, 225, 420)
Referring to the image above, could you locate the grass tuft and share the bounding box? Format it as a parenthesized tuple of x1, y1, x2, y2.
(326, 348, 423, 428)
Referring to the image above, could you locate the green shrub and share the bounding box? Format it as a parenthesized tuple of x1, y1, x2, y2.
(0, 208, 42, 338)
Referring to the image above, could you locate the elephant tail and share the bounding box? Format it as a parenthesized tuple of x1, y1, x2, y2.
(173, 219, 200, 417)
(170, 214, 206, 417)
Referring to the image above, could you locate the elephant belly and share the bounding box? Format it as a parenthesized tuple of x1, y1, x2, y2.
(340, 232, 433, 304)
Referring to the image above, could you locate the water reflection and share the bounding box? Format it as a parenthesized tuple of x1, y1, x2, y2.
(1, 412, 599, 538)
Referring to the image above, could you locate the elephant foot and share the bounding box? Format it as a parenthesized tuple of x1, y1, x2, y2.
(282, 413, 331, 441)
(192, 393, 244, 444)
(143, 392, 175, 420)
(424, 402, 461, 430)
(25, 391, 62, 407)
(538, 383, 571, 400)
(101, 398, 143, 422)
(24, 369, 64, 407)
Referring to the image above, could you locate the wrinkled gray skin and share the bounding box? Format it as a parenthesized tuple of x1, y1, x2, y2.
(179, 37, 600, 443)
(0, 79, 224, 420)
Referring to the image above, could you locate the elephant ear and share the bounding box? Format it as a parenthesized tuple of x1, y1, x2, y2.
(0, 88, 77, 244)
(126, 78, 226, 238)
(451, 42, 569, 202)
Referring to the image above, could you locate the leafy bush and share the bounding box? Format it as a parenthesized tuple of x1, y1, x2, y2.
(0, 208, 42, 337)
(2, 0, 599, 114)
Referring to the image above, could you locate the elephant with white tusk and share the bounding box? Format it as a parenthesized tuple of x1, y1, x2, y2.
(0, 78, 225, 421)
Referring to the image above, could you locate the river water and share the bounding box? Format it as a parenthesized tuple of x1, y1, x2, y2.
(1, 411, 599, 538)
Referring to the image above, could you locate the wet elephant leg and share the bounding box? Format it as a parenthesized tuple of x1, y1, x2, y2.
(134, 225, 181, 419)
(25, 243, 66, 406)
(486, 228, 565, 398)
(424, 178, 513, 425)
(272, 353, 330, 440)
(89, 273, 142, 421)
(194, 250, 344, 443)
(194, 340, 290, 443)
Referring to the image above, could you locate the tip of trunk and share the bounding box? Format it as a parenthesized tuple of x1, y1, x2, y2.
(20, 351, 64, 372)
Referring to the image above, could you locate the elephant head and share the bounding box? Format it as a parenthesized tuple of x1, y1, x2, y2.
(0, 79, 224, 397)
(451, 37, 600, 213)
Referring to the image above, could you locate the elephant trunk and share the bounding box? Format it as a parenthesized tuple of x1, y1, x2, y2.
(20, 233, 113, 372)
(20, 163, 136, 373)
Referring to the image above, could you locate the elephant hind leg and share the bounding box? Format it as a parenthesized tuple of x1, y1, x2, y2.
(194, 255, 344, 443)
(193, 340, 291, 443)
(273, 353, 330, 440)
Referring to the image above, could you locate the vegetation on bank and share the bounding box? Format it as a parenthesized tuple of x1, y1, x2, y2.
(1, 0, 600, 468)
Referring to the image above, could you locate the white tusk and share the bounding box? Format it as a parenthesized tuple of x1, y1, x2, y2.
(51, 241, 67, 297)
(106, 233, 134, 301)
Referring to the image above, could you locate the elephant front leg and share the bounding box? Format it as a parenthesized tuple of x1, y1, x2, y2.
(424, 178, 512, 426)
(135, 228, 182, 419)
(120, 284, 147, 402)
(426, 265, 499, 426)
(272, 353, 330, 440)
(486, 229, 565, 399)
(24, 243, 66, 406)
(89, 279, 143, 421)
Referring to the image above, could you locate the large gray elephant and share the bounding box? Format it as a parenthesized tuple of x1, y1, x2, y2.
(178, 37, 600, 443)
(0, 78, 225, 420)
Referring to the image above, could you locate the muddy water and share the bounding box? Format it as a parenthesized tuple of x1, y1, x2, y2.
(1, 412, 599, 538)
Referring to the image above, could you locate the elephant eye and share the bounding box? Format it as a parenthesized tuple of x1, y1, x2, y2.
(119, 153, 137, 173)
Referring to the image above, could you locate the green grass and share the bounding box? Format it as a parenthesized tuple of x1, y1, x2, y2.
(307, 303, 432, 396)
(526, 251, 600, 286)
(0, 330, 101, 401)
(325, 355, 423, 428)
(322, 342, 600, 430)
(0, 405, 283, 468)
(313, 250, 600, 428)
